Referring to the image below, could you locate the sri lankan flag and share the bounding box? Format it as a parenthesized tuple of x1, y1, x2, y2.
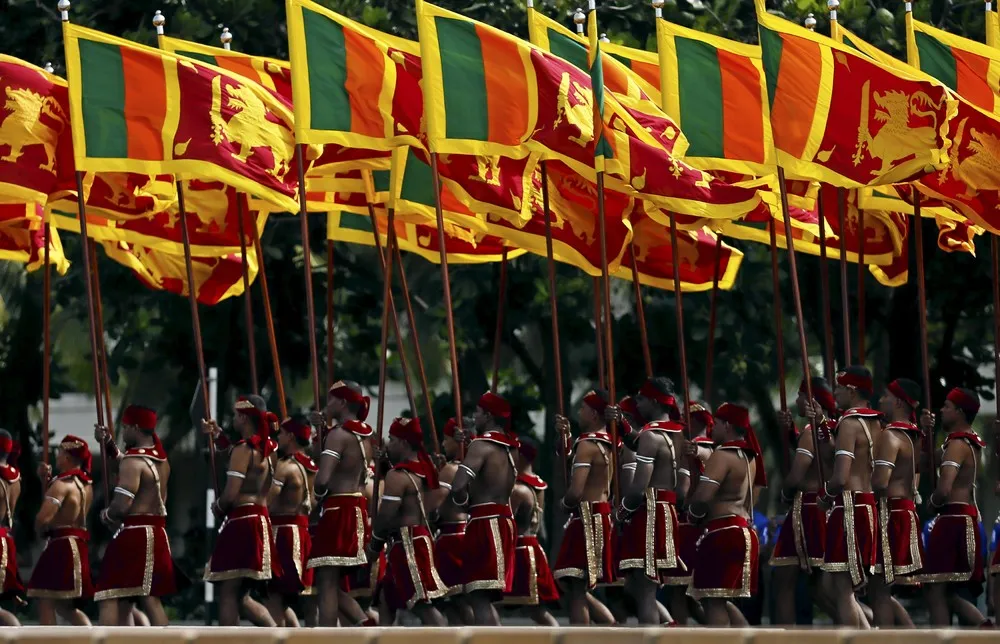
(327, 211, 521, 264)
(286, 0, 422, 151)
(905, 17, 1000, 116)
(159, 36, 293, 103)
(656, 19, 774, 175)
(0, 56, 74, 205)
(99, 237, 257, 305)
(755, 0, 955, 188)
(0, 203, 70, 273)
(62, 23, 299, 211)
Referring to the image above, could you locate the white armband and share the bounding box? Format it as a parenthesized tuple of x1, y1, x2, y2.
(634, 455, 655, 464)
(678, 468, 691, 477)
(458, 464, 476, 478)
(113, 486, 135, 499)
(621, 463, 637, 471)
(572, 462, 591, 469)
(226, 470, 246, 479)
(381, 495, 402, 503)
(439, 481, 453, 490)
(700, 476, 721, 486)
(874, 460, 895, 469)
(941, 460, 961, 469)
(45, 496, 62, 507)
(835, 450, 855, 460)
(321, 449, 342, 460)
(796, 448, 814, 458)
(272, 479, 285, 488)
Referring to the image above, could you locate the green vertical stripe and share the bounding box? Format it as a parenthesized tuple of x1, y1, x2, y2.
(759, 26, 783, 108)
(590, 42, 613, 161)
(548, 30, 589, 71)
(435, 17, 489, 141)
(914, 31, 958, 90)
(176, 50, 217, 66)
(78, 39, 127, 158)
(675, 36, 724, 159)
(340, 211, 373, 232)
(839, 34, 860, 52)
(609, 52, 631, 68)
(302, 7, 351, 131)
(399, 152, 435, 206)
(372, 169, 391, 192)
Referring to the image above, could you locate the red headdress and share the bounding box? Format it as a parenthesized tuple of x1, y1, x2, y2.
(389, 417, 439, 489)
(638, 379, 681, 420)
(235, 397, 274, 458)
(946, 387, 980, 419)
(266, 412, 280, 437)
(60, 434, 93, 475)
(478, 392, 512, 430)
(122, 405, 166, 458)
(715, 403, 767, 487)
(443, 417, 470, 445)
(0, 434, 19, 467)
(281, 417, 312, 444)
(582, 389, 609, 415)
(800, 379, 837, 417)
(887, 379, 920, 421)
(836, 367, 873, 397)
(329, 381, 371, 421)
(689, 402, 714, 439)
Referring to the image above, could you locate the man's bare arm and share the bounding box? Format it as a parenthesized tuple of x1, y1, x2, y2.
(783, 431, 815, 499)
(871, 430, 900, 496)
(623, 431, 658, 508)
(36, 480, 68, 532)
(563, 441, 597, 507)
(370, 470, 407, 544)
(314, 431, 348, 496)
(219, 444, 252, 513)
(426, 463, 456, 515)
(929, 440, 968, 505)
(448, 441, 487, 503)
(688, 451, 730, 520)
(104, 458, 142, 523)
(826, 418, 859, 496)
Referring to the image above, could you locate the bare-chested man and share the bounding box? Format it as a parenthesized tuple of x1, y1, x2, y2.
(307, 381, 374, 626)
(93, 405, 176, 625)
(503, 438, 559, 625)
(770, 377, 837, 625)
(686, 403, 765, 626)
(28, 434, 94, 625)
(0, 430, 23, 626)
(818, 366, 880, 628)
(203, 397, 281, 626)
(428, 417, 472, 624)
(447, 392, 519, 625)
(676, 402, 716, 625)
(866, 378, 925, 627)
(267, 416, 318, 626)
(553, 388, 616, 624)
(920, 387, 990, 626)
(367, 417, 447, 625)
(616, 377, 686, 625)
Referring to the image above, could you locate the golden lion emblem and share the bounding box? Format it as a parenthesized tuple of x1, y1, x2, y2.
(853, 81, 944, 175)
(209, 75, 293, 181)
(0, 82, 66, 173)
(941, 117, 1000, 198)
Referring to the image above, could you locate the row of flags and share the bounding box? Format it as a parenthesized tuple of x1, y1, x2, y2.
(1, 0, 998, 306)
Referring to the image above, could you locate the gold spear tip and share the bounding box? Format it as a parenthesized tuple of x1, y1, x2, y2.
(573, 8, 586, 25)
(152, 10, 165, 28)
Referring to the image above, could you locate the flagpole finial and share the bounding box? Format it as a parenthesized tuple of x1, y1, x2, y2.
(152, 10, 165, 35)
(599, 33, 610, 42)
(220, 27, 233, 50)
(651, 0, 664, 18)
(57, 0, 70, 21)
(804, 13, 817, 30)
(44, 62, 54, 73)
(526, 0, 534, 8)
(573, 7, 586, 35)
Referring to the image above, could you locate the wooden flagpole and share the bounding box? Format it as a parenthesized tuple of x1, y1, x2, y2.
(236, 199, 259, 395)
(295, 145, 323, 412)
(857, 210, 867, 363)
(668, 218, 693, 437)
(250, 224, 288, 419)
(42, 219, 52, 464)
(491, 250, 509, 392)
(837, 187, 853, 365)
(912, 197, 937, 486)
(817, 188, 836, 381)
(704, 241, 722, 405)
(768, 219, 791, 474)
(326, 239, 335, 391)
(628, 240, 653, 378)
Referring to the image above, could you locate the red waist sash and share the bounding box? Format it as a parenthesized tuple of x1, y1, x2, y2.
(438, 521, 467, 536)
(886, 498, 916, 512)
(569, 501, 612, 519)
(469, 502, 513, 520)
(321, 494, 366, 511)
(705, 515, 750, 531)
(227, 504, 268, 520)
(271, 514, 309, 527)
(801, 491, 820, 504)
(47, 526, 89, 541)
(939, 502, 978, 518)
(123, 514, 166, 528)
(834, 492, 876, 507)
(652, 489, 677, 504)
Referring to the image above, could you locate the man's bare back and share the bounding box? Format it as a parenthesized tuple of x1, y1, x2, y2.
(878, 427, 918, 499)
(119, 457, 169, 516)
(837, 417, 876, 493)
(45, 477, 91, 529)
(462, 441, 515, 505)
(639, 429, 682, 491)
(230, 444, 272, 507)
(0, 477, 20, 527)
(320, 429, 370, 495)
(271, 457, 309, 515)
(573, 441, 610, 504)
(703, 449, 755, 521)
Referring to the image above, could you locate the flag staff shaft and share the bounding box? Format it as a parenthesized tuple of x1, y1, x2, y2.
(628, 240, 653, 378)
(326, 239, 335, 391)
(704, 240, 722, 406)
(236, 199, 259, 395)
(767, 219, 790, 475)
(250, 224, 288, 419)
(295, 145, 323, 411)
(668, 217, 693, 440)
(857, 210, 867, 363)
(491, 250, 509, 392)
(592, 277, 606, 389)
(42, 221, 52, 465)
(371, 214, 396, 516)
(913, 197, 937, 487)
(837, 188, 853, 364)
(818, 188, 835, 381)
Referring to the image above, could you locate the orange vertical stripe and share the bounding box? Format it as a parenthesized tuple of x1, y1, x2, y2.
(477, 25, 530, 146)
(215, 56, 263, 86)
(121, 47, 167, 160)
(630, 60, 660, 90)
(342, 29, 386, 139)
(770, 34, 822, 159)
(952, 49, 994, 113)
(718, 49, 765, 164)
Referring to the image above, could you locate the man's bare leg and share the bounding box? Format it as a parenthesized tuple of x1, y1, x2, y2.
(315, 568, 341, 626)
(240, 592, 276, 627)
(284, 607, 300, 627)
(667, 587, 688, 625)
(657, 601, 672, 624)
(98, 599, 121, 626)
(949, 594, 987, 626)
(338, 589, 368, 624)
(624, 571, 658, 625)
(467, 589, 500, 625)
(413, 602, 447, 626)
(560, 579, 589, 624)
(140, 597, 168, 627)
(132, 606, 152, 626)
(867, 576, 895, 627)
(54, 601, 91, 626)
(890, 596, 913, 627)
(265, 594, 286, 627)
(0, 608, 19, 626)
(604, 588, 629, 623)
(702, 598, 730, 627)
(725, 602, 748, 626)
(36, 599, 56, 625)
(586, 591, 615, 624)
(924, 583, 952, 626)
(772, 566, 799, 625)
(528, 605, 559, 626)
(217, 580, 242, 626)
(827, 572, 863, 627)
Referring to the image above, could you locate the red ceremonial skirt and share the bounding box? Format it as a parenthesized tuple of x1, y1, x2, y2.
(821, 491, 877, 589)
(383, 525, 448, 610)
(553, 500, 615, 589)
(27, 527, 93, 600)
(269, 514, 310, 596)
(770, 491, 826, 569)
(919, 503, 984, 595)
(341, 551, 385, 599)
(675, 511, 704, 585)
(504, 534, 560, 606)
(462, 503, 516, 597)
(95, 515, 176, 600)
(688, 515, 759, 600)
(308, 494, 369, 569)
(434, 521, 466, 596)
(0, 528, 24, 601)
(873, 498, 924, 585)
(204, 504, 280, 582)
(618, 489, 687, 584)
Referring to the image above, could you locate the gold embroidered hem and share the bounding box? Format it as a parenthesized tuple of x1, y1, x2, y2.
(306, 554, 367, 569)
(94, 525, 155, 600)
